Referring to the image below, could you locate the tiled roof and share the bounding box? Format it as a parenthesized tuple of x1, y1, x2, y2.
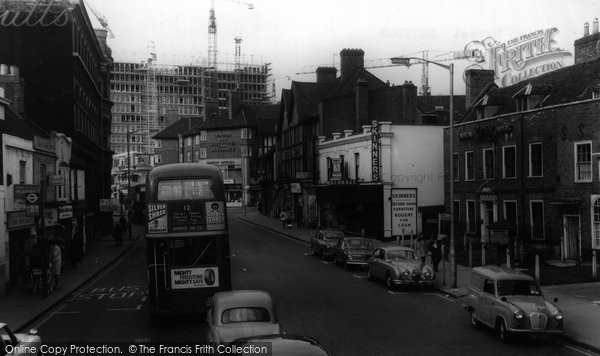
(462, 58, 600, 122)
(153, 117, 202, 139)
(291, 81, 333, 121)
(0, 104, 48, 140)
(254, 104, 279, 135)
(322, 67, 387, 99)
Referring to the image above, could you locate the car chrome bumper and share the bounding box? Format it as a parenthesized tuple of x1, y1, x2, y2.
(507, 328, 563, 334)
(392, 279, 436, 286)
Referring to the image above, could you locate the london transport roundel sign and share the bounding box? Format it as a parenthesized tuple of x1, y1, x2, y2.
(25, 193, 39, 204)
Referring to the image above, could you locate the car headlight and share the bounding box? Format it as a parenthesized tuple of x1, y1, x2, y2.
(423, 270, 432, 279)
(513, 310, 524, 320)
(552, 311, 563, 320)
(402, 270, 410, 279)
(348, 255, 354, 260)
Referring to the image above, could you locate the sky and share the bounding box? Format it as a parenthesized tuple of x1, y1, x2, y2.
(87, 0, 600, 98)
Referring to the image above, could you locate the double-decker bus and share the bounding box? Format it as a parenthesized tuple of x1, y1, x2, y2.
(145, 163, 231, 314)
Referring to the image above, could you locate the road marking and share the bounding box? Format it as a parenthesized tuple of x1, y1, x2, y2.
(353, 274, 365, 279)
(236, 218, 309, 246)
(54, 311, 80, 314)
(141, 296, 147, 302)
(242, 268, 247, 272)
(107, 304, 142, 311)
(387, 290, 407, 295)
(321, 261, 329, 264)
(562, 344, 599, 356)
(30, 304, 67, 330)
(303, 252, 313, 256)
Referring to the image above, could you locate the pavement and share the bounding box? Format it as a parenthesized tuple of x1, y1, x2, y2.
(0, 221, 143, 333)
(237, 209, 600, 353)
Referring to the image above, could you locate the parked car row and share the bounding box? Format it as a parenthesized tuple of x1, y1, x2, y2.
(310, 230, 436, 289)
(206, 290, 330, 355)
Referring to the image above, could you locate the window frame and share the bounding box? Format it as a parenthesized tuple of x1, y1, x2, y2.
(574, 141, 592, 183)
(453, 152, 459, 181)
(528, 142, 543, 178)
(466, 199, 476, 234)
(465, 151, 474, 181)
(483, 148, 495, 179)
(502, 145, 517, 179)
(529, 200, 545, 241)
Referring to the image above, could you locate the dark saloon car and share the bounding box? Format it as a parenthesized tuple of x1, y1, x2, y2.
(229, 334, 330, 356)
(310, 230, 345, 259)
(367, 246, 435, 289)
(331, 237, 375, 269)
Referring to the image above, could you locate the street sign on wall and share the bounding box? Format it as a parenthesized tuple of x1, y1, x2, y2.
(391, 188, 417, 236)
(14, 184, 39, 206)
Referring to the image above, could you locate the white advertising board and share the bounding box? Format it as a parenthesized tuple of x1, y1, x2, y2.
(171, 267, 219, 289)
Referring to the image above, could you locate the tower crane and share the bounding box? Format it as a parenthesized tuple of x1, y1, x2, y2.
(83, 0, 115, 38)
(206, 0, 254, 107)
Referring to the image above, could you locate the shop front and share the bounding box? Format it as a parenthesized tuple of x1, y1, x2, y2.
(316, 183, 383, 239)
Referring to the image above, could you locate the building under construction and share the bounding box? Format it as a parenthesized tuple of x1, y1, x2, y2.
(109, 59, 272, 156)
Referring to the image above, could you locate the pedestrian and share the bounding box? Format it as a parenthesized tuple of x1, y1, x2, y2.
(295, 204, 303, 228)
(286, 209, 294, 228)
(416, 234, 426, 263)
(69, 233, 83, 269)
(280, 210, 287, 229)
(49, 239, 62, 290)
(430, 236, 442, 272)
(113, 221, 123, 246)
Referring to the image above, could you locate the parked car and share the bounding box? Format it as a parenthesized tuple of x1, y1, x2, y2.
(206, 290, 280, 343)
(331, 237, 374, 269)
(310, 230, 345, 259)
(367, 246, 435, 289)
(464, 266, 563, 342)
(229, 334, 330, 356)
(0, 323, 41, 356)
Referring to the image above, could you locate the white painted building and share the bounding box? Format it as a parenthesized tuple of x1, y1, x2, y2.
(317, 122, 444, 240)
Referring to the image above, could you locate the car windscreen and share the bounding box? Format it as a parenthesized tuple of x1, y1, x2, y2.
(157, 179, 214, 201)
(387, 250, 415, 260)
(496, 280, 542, 296)
(346, 239, 373, 249)
(221, 307, 271, 324)
(324, 231, 344, 240)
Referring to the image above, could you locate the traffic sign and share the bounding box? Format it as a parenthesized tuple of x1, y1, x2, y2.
(48, 175, 65, 186)
(25, 192, 39, 205)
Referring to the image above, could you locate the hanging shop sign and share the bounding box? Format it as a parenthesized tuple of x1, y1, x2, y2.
(290, 182, 301, 194)
(371, 120, 380, 182)
(391, 188, 417, 236)
(59, 205, 73, 220)
(14, 184, 40, 206)
(462, 28, 572, 87)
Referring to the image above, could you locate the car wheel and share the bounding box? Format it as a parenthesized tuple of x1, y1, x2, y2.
(366, 267, 374, 281)
(385, 272, 394, 290)
(470, 309, 479, 328)
(498, 319, 511, 343)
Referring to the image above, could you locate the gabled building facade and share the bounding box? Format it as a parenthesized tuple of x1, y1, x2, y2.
(446, 24, 600, 265)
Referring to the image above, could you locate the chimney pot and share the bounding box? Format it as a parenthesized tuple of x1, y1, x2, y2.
(584, 22, 590, 36)
(362, 125, 371, 134)
(344, 129, 353, 137)
(9, 65, 18, 76)
(332, 132, 341, 140)
(0, 64, 8, 75)
(594, 18, 599, 34)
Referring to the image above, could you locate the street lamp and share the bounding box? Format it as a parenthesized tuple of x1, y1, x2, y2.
(126, 129, 143, 240)
(391, 56, 456, 288)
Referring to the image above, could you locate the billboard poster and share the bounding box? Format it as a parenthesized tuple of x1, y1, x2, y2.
(206, 201, 226, 231)
(391, 188, 417, 236)
(171, 267, 219, 289)
(147, 203, 168, 233)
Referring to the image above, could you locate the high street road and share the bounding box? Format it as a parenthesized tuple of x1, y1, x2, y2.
(27, 208, 596, 356)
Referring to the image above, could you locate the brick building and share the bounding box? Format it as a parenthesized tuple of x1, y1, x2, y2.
(446, 24, 600, 264)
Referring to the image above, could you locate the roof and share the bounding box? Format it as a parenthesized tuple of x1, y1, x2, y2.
(462, 58, 600, 122)
(153, 117, 202, 139)
(290, 81, 333, 122)
(147, 163, 222, 180)
(322, 67, 387, 99)
(213, 290, 274, 311)
(417, 95, 467, 116)
(472, 266, 534, 281)
(379, 245, 415, 252)
(0, 104, 49, 141)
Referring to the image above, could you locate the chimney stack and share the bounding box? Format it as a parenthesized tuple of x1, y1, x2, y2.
(465, 69, 495, 110)
(0, 64, 25, 114)
(316, 66, 337, 83)
(340, 48, 364, 80)
(575, 19, 600, 64)
(228, 90, 241, 120)
(584, 22, 590, 36)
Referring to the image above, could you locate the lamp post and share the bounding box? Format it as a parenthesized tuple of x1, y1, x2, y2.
(126, 129, 142, 240)
(391, 57, 456, 288)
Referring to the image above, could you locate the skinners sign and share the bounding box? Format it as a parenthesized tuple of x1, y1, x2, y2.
(463, 28, 572, 87)
(0, 0, 72, 27)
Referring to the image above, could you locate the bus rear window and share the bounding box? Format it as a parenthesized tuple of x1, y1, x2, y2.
(157, 179, 214, 201)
